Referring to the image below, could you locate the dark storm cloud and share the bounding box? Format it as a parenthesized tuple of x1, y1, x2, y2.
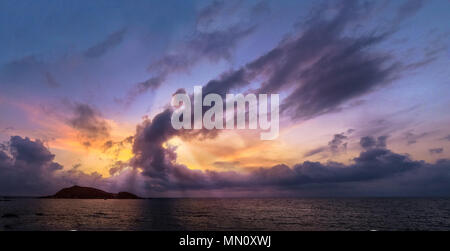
(68, 103, 110, 140)
(129, 107, 233, 190)
(195, 0, 402, 121)
(251, 147, 419, 187)
(9, 136, 56, 164)
(429, 148, 444, 155)
(129, 130, 450, 196)
(130, 87, 435, 194)
(84, 28, 127, 58)
(0, 136, 143, 196)
(278, 35, 396, 120)
(2, 134, 450, 197)
(131, 109, 177, 180)
(0, 136, 63, 195)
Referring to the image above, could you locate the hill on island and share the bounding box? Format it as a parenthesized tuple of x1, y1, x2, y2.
(44, 185, 142, 199)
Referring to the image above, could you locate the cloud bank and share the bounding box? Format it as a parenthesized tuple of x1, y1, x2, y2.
(2, 134, 450, 197)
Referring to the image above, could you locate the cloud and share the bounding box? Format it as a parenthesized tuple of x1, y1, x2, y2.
(429, 148, 444, 155)
(126, 93, 450, 196)
(122, 1, 264, 104)
(328, 133, 348, 153)
(1, 55, 44, 76)
(251, 148, 419, 187)
(195, 0, 228, 29)
(360, 135, 388, 150)
(125, 0, 427, 193)
(212, 161, 240, 170)
(1, 0, 445, 197)
(102, 136, 134, 158)
(404, 131, 429, 145)
(187, 26, 256, 62)
(0, 136, 63, 196)
(304, 130, 354, 157)
(441, 135, 450, 141)
(303, 147, 327, 158)
(122, 76, 167, 106)
(193, 0, 402, 123)
(44, 72, 61, 88)
(396, 0, 425, 23)
(130, 109, 178, 182)
(195, 0, 265, 30)
(123, 0, 427, 112)
(124, 25, 255, 104)
(0, 55, 50, 86)
(128, 132, 450, 196)
(68, 103, 110, 142)
(2, 134, 450, 197)
(108, 0, 447, 196)
(251, 1, 270, 17)
(0, 136, 145, 196)
(109, 161, 129, 176)
(121, 26, 255, 105)
(84, 28, 127, 58)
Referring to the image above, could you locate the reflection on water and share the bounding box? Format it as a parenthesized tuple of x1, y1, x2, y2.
(1, 198, 450, 230)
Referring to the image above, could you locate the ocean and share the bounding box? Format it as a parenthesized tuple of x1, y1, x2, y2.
(1, 198, 450, 231)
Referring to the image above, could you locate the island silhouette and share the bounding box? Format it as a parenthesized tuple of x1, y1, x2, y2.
(43, 185, 141, 199)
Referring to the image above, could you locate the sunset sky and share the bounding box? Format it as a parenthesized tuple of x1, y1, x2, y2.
(1, 0, 450, 197)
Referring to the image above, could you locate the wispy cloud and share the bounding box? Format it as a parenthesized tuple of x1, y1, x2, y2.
(121, 1, 266, 105)
(84, 28, 127, 58)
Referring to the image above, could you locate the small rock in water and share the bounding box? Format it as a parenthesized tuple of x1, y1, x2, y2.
(2, 213, 19, 218)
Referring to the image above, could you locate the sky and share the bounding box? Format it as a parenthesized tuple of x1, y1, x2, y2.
(0, 0, 450, 197)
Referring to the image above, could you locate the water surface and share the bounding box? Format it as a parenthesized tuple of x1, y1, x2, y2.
(1, 198, 450, 231)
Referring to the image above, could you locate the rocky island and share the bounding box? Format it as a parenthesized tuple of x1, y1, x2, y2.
(44, 185, 142, 199)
